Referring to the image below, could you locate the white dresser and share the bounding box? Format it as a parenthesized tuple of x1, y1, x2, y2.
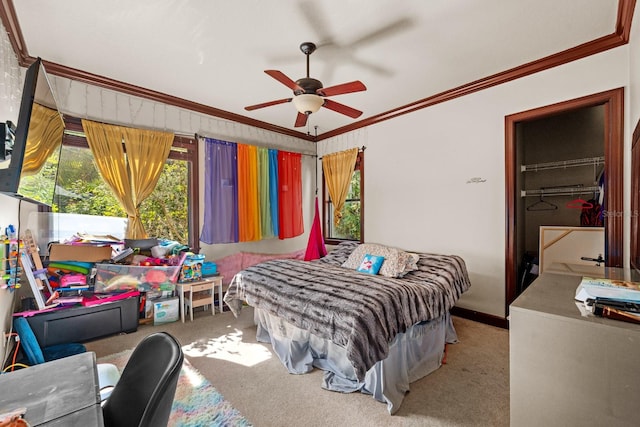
(510, 270, 640, 427)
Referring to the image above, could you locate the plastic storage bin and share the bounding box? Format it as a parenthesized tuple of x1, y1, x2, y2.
(202, 261, 218, 277)
(94, 263, 181, 293)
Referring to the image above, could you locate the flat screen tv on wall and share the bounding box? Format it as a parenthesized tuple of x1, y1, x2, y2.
(0, 57, 58, 196)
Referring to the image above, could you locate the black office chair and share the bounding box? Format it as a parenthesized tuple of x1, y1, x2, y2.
(102, 332, 184, 427)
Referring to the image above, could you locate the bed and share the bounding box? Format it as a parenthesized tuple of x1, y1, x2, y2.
(223, 241, 471, 414)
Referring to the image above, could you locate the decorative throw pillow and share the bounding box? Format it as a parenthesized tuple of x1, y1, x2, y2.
(343, 243, 378, 269)
(356, 254, 385, 275)
(343, 243, 415, 278)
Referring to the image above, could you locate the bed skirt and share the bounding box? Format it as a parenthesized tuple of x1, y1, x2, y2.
(254, 308, 458, 414)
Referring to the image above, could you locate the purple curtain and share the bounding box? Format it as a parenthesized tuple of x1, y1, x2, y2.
(200, 138, 239, 244)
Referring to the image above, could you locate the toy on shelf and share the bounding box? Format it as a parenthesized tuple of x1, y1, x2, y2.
(0, 226, 21, 290)
(179, 253, 205, 282)
(19, 250, 56, 311)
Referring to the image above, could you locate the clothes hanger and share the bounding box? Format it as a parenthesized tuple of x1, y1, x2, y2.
(527, 195, 558, 211)
(566, 197, 593, 209)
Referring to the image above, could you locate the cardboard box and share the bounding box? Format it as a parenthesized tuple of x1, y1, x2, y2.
(153, 297, 179, 325)
(179, 254, 205, 282)
(144, 296, 154, 319)
(49, 244, 112, 262)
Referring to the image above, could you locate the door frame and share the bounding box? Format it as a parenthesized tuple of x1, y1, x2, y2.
(505, 88, 624, 311)
(631, 118, 640, 269)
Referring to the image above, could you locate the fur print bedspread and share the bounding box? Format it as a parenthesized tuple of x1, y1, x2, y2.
(224, 252, 470, 381)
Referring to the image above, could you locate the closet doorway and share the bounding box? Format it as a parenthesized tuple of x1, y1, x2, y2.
(505, 88, 624, 311)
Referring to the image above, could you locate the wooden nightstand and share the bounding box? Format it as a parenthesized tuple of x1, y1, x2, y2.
(176, 276, 223, 322)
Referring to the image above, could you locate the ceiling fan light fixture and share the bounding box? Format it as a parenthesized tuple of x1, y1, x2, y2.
(293, 94, 324, 115)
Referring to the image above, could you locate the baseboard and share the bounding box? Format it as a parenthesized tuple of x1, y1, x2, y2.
(451, 306, 509, 329)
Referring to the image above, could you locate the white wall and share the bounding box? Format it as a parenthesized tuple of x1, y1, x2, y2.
(0, 194, 46, 364)
(0, 195, 20, 366)
(0, 28, 22, 123)
(0, 24, 26, 365)
(319, 46, 631, 318)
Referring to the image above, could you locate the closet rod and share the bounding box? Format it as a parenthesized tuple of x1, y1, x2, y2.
(521, 185, 600, 197)
(521, 156, 604, 172)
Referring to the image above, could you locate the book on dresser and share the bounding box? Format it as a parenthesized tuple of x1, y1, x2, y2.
(575, 276, 640, 303)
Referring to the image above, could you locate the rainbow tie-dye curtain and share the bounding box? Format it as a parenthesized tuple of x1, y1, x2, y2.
(269, 149, 280, 237)
(200, 138, 238, 244)
(278, 151, 303, 239)
(200, 138, 301, 244)
(237, 144, 260, 241)
(257, 147, 275, 238)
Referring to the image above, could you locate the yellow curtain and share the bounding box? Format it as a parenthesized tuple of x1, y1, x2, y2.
(82, 119, 174, 239)
(322, 148, 358, 225)
(21, 103, 65, 176)
(121, 127, 174, 210)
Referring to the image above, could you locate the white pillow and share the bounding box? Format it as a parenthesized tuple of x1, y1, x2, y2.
(401, 252, 420, 277)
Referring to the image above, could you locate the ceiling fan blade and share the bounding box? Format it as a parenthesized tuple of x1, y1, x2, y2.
(245, 98, 292, 111)
(317, 81, 367, 97)
(299, 1, 333, 46)
(348, 57, 394, 77)
(322, 99, 363, 119)
(265, 70, 303, 92)
(294, 112, 308, 127)
(349, 17, 415, 49)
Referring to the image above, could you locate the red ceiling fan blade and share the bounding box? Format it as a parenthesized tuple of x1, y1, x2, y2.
(265, 70, 304, 92)
(317, 80, 366, 97)
(245, 98, 292, 111)
(294, 112, 308, 127)
(322, 99, 363, 118)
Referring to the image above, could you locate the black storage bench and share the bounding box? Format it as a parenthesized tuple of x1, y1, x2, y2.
(26, 297, 139, 347)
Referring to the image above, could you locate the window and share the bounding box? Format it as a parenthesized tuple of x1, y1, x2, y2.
(323, 150, 364, 244)
(18, 117, 199, 251)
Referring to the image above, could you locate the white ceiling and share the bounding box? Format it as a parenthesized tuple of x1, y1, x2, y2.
(10, 0, 621, 136)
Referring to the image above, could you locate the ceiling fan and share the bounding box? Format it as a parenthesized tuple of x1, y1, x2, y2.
(245, 42, 367, 128)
